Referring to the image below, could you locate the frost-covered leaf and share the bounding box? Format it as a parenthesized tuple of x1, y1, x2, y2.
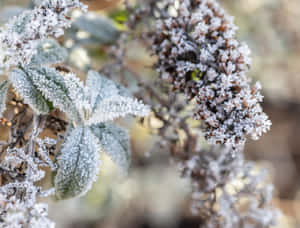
(0, 80, 9, 118)
(30, 39, 67, 66)
(19, 66, 82, 121)
(91, 123, 131, 173)
(10, 64, 149, 126)
(86, 70, 120, 112)
(9, 68, 51, 114)
(85, 71, 148, 124)
(54, 126, 101, 199)
(73, 13, 120, 44)
(87, 96, 150, 125)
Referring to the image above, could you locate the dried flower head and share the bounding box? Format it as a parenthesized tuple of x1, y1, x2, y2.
(0, 126, 58, 227)
(151, 0, 271, 148)
(179, 145, 280, 228)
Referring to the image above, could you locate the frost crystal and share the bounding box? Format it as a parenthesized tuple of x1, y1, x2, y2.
(0, 0, 86, 69)
(152, 0, 271, 148)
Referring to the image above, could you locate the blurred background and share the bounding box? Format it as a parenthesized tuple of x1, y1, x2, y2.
(1, 0, 300, 227)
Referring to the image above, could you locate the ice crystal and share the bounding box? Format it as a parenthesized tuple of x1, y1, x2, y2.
(151, 0, 271, 148)
(0, 0, 86, 69)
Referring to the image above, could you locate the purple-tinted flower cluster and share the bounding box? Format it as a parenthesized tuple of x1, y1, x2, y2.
(152, 0, 271, 148)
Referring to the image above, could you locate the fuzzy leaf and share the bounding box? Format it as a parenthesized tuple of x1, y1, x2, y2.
(87, 95, 150, 125)
(0, 80, 9, 118)
(86, 70, 120, 112)
(9, 68, 51, 114)
(30, 39, 67, 66)
(54, 126, 101, 199)
(20, 66, 82, 121)
(91, 123, 131, 173)
(73, 13, 120, 44)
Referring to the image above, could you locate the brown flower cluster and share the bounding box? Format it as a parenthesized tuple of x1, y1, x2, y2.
(150, 0, 271, 148)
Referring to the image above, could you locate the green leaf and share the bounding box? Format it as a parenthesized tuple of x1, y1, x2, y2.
(191, 69, 203, 81)
(73, 13, 120, 44)
(20, 66, 82, 121)
(87, 95, 150, 125)
(0, 80, 9, 118)
(54, 126, 101, 200)
(91, 123, 131, 174)
(86, 70, 120, 112)
(30, 39, 67, 66)
(109, 9, 130, 24)
(9, 68, 51, 114)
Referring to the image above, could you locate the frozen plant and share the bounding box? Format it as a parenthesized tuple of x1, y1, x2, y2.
(0, 0, 281, 227)
(0, 115, 57, 227)
(0, 0, 149, 227)
(126, 69, 279, 228)
(128, 0, 271, 148)
(120, 0, 280, 226)
(179, 146, 280, 228)
(0, 0, 86, 69)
